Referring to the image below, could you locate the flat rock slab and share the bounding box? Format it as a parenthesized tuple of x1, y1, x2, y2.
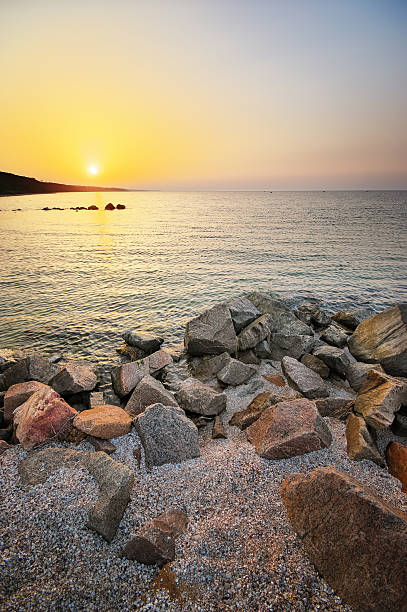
(313, 346, 350, 379)
(345, 413, 384, 466)
(73, 405, 132, 439)
(13, 387, 78, 449)
(134, 403, 200, 468)
(51, 361, 97, 395)
(354, 368, 406, 430)
(175, 381, 226, 416)
(348, 304, 407, 376)
(122, 330, 164, 353)
(386, 441, 407, 493)
(282, 356, 328, 399)
(216, 358, 256, 386)
(3, 380, 50, 422)
(246, 398, 332, 459)
(19, 448, 134, 541)
(126, 375, 178, 417)
(184, 303, 237, 356)
(281, 466, 407, 612)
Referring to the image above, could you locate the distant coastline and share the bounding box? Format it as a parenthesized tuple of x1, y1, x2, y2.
(0, 171, 128, 197)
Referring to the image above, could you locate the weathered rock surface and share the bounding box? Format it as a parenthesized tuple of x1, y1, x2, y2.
(237, 349, 261, 365)
(269, 333, 314, 361)
(216, 358, 256, 386)
(3, 380, 49, 422)
(126, 375, 178, 417)
(0, 440, 10, 454)
(314, 397, 353, 420)
(320, 323, 348, 348)
(87, 436, 117, 455)
(237, 315, 272, 351)
(229, 391, 280, 430)
(246, 398, 332, 459)
(281, 466, 407, 612)
(13, 388, 77, 449)
(89, 391, 104, 409)
(51, 361, 97, 395)
(175, 381, 226, 416)
(227, 297, 261, 333)
(0, 354, 58, 391)
(354, 368, 406, 429)
(184, 303, 237, 355)
(191, 352, 230, 380)
(332, 308, 372, 330)
(116, 343, 146, 361)
(19, 448, 134, 541)
(310, 308, 331, 329)
(122, 330, 164, 353)
(73, 405, 132, 439)
(348, 304, 407, 376)
(346, 361, 385, 392)
(245, 291, 289, 313)
(111, 361, 149, 397)
(281, 356, 328, 399)
(262, 374, 286, 386)
(123, 509, 188, 565)
(253, 340, 273, 359)
(300, 354, 330, 379)
(345, 413, 384, 466)
(147, 349, 173, 374)
(212, 415, 227, 439)
(134, 403, 200, 468)
(386, 441, 407, 492)
(246, 292, 313, 336)
(313, 345, 350, 378)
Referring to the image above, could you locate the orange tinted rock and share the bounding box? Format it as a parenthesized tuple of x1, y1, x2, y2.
(73, 405, 132, 439)
(262, 374, 285, 386)
(354, 368, 406, 429)
(386, 441, 407, 493)
(3, 381, 50, 422)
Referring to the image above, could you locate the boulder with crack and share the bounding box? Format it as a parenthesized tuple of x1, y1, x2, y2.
(3, 380, 50, 422)
(227, 297, 261, 333)
(237, 315, 272, 352)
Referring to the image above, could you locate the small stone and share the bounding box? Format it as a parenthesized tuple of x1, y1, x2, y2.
(147, 349, 173, 374)
(314, 397, 353, 420)
(391, 412, 407, 437)
(89, 391, 104, 409)
(212, 416, 227, 439)
(73, 405, 132, 439)
(332, 308, 372, 330)
(216, 358, 256, 386)
(87, 436, 117, 455)
(262, 374, 285, 386)
(111, 360, 149, 397)
(311, 308, 331, 329)
(133, 447, 142, 467)
(0, 439, 10, 455)
(175, 381, 226, 416)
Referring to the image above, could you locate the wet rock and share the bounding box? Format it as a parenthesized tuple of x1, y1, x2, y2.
(105, 203, 115, 210)
(73, 405, 132, 439)
(111, 360, 149, 397)
(300, 354, 330, 379)
(175, 381, 226, 416)
(237, 315, 272, 351)
(269, 333, 314, 361)
(227, 297, 261, 333)
(0, 349, 19, 373)
(313, 345, 350, 378)
(0, 354, 58, 391)
(282, 356, 328, 399)
(125, 375, 178, 417)
(391, 412, 407, 437)
(0, 440, 10, 454)
(123, 509, 188, 565)
(116, 344, 146, 361)
(386, 441, 407, 492)
(345, 413, 384, 466)
(332, 308, 372, 330)
(122, 330, 164, 353)
(89, 391, 104, 409)
(14, 388, 77, 449)
(348, 304, 407, 376)
(87, 436, 117, 455)
(247, 398, 332, 459)
(314, 397, 353, 420)
(320, 323, 348, 348)
(134, 403, 200, 468)
(51, 361, 97, 395)
(253, 340, 273, 359)
(212, 415, 227, 439)
(184, 303, 237, 356)
(19, 447, 134, 541)
(346, 361, 385, 392)
(281, 466, 407, 612)
(216, 358, 256, 386)
(354, 368, 407, 430)
(3, 380, 50, 422)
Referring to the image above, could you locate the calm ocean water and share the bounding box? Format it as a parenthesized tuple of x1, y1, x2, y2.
(0, 191, 406, 365)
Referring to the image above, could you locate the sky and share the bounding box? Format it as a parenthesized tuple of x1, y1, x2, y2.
(0, 0, 406, 190)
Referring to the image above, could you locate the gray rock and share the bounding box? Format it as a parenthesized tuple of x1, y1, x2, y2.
(184, 303, 237, 356)
(245, 291, 289, 313)
(294, 303, 319, 325)
(320, 323, 348, 348)
(236, 350, 261, 365)
(175, 380, 226, 416)
(269, 333, 315, 361)
(111, 360, 149, 397)
(0, 354, 58, 391)
(134, 403, 200, 468)
(346, 361, 385, 392)
(161, 362, 191, 392)
(190, 352, 231, 380)
(216, 358, 256, 386)
(300, 354, 330, 379)
(345, 413, 384, 466)
(310, 308, 331, 329)
(126, 375, 178, 417)
(313, 345, 350, 378)
(237, 315, 272, 351)
(227, 297, 261, 333)
(19, 448, 134, 541)
(281, 356, 328, 399)
(253, 340, 273, 359)
(332, 308, 373, 330)
(122, 330, 164, 353)
(51, 361, 98, 395)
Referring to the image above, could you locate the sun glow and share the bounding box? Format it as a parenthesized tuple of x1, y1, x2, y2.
(88, 164, 99, 176)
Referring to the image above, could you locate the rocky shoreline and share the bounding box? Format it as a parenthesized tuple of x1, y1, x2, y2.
(0, 291, 406, 611)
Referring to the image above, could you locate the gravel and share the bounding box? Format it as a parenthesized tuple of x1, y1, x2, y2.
(1, 369, 406, 611)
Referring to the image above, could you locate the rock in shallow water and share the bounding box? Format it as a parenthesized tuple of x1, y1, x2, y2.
(281, 466, 407, 612)
(122, 330, 164, 353)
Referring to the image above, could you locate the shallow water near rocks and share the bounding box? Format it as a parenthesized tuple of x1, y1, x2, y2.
(0, 190, 406, 365)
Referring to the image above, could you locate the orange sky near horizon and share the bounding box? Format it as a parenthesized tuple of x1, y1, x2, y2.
(1, 0, 406, 190)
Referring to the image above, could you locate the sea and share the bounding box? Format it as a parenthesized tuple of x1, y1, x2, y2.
(0, 190, 406, 366)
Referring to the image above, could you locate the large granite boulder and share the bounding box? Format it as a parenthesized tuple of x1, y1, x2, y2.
(346, 361, 385, 392)
(320, 323, 348, 348)
(313, 345, 350, 379)
(134, 403, 200, 468)
(300, 354, 330, 379)
(281, 356, 328, 399)
(111, 360, 149, 397)
(0, 354, 58, 391)
(125, 375, 178, 416)
(13, 387, 78, 449)
(246, 292, 313, 336)
(216, 358, 256, 386)
(190, 352, 230, 380)
(281, 466, 407, 611)
(354, 368, 407, 429)
(386, 441, 407, 493)
(237, 315, 272, 351)
(175, 380, 226, 416)
(73, 405, 132, 439)
(184, 303, 237, 355)
(245, 291, 289, 313)
(51, 361, 97, 395)
(345, 413, 384, 466)
(269, 334, 314, 361)
(348, 304, 407, 376)
(19, 448, 134, 541)
(227, 297, 261, 333)
(122, 330, 164, 353)
(332, 308, 372, 330)
(246, 398, 332, 459)
(147, 349, 173, 374)
(3, 380, 49, 422)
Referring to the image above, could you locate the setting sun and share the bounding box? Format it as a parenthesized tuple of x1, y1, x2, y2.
(88, 165, 99, 176)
